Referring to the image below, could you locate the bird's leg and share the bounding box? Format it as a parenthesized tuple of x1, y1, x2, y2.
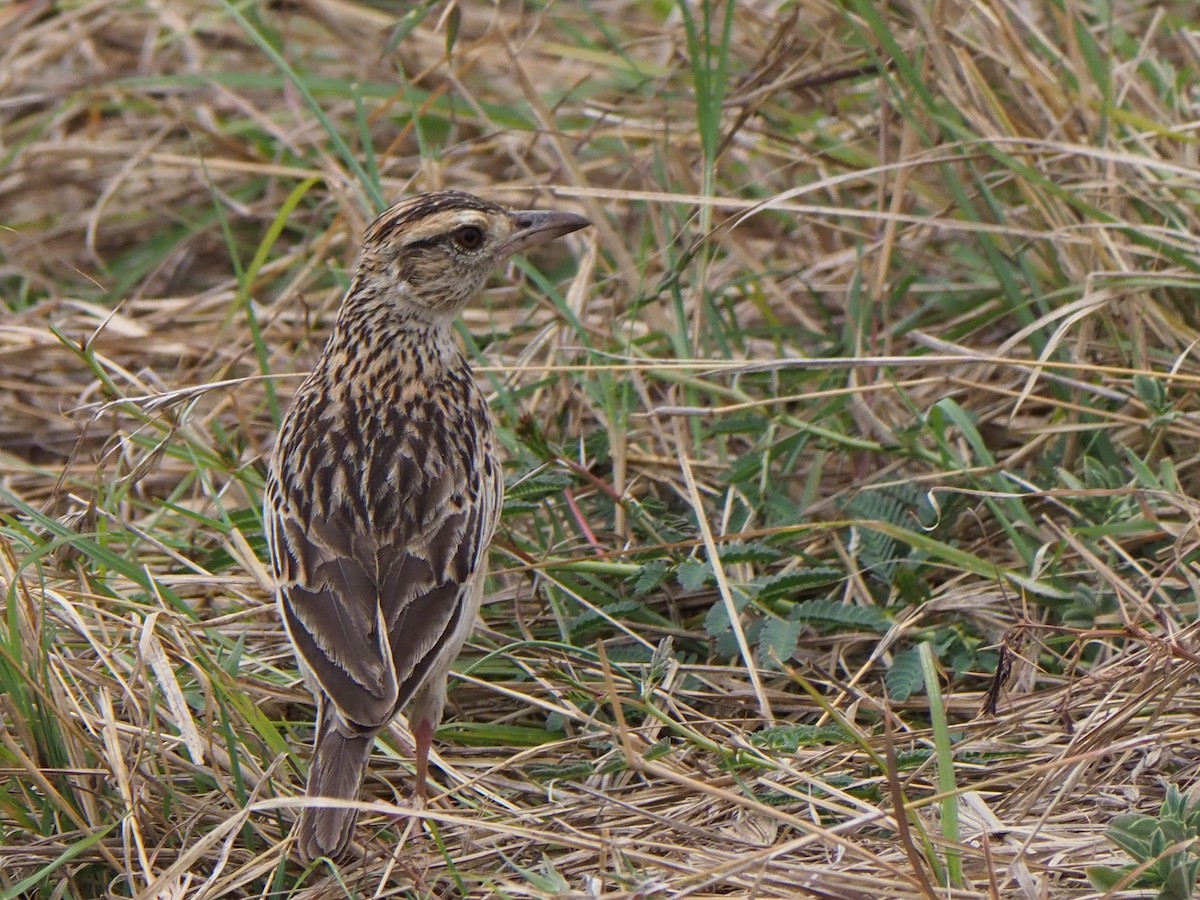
(413, 716, 435, 803)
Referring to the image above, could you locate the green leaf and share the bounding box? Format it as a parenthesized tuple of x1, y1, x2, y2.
(788, 598, 888, 633)
(1086, 865, 1137, 891)
(567, 599, 646, 638)
(1133, 372, 1168, 411)
(676, 556, 713, 590)
(753, 567, 843, 602)
(1109, 814, 1159, 861)
(507, 854, 571, 892)
(759, 617, 803, 669)
(751, 724, 852, 752)
(718, 541, 783, 565)
(703, 591, 750, 638)
(1161, 857, 1199, 900)
(436, 722, 564, 747)
(384, 0, 437, 54)
(444, 4, 461, 54)
(0, 824, 116, 900)
(710, 412, 768, 434)
(645, 738, 674, 761)
(506, 469, 573, 502)
(631, 558, 671, 596)
(886, 647, 925, 701)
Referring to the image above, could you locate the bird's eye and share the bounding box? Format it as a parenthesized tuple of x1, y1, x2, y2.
(452, 225, 485, 250)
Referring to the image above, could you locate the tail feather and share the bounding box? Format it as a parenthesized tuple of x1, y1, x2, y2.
(297, 708, 375, 862)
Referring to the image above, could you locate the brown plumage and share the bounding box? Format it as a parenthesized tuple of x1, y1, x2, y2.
(263, 190, 590, 861)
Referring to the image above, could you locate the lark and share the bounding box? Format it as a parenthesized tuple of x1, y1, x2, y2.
(263, 190, 590, 861)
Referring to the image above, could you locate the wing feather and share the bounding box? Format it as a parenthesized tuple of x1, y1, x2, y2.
(268, 392, 495, 732)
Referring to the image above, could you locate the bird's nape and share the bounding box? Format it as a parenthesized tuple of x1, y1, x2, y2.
(353, 192, 591, 318)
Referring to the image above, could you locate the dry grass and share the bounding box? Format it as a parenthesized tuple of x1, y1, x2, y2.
(4, 0, 1200, 897)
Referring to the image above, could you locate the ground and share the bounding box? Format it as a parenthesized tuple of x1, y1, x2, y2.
(2, 1, 1200, 897)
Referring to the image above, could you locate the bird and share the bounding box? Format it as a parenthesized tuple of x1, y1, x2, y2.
(263, 190, 590, 861)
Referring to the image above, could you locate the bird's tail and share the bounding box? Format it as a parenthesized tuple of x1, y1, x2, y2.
(296, 706, 375, 861)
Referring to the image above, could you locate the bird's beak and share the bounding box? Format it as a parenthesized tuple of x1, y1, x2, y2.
(501, 208, 591, 256)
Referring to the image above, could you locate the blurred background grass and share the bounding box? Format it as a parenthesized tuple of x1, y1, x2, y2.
(4, 0, 1200, 897)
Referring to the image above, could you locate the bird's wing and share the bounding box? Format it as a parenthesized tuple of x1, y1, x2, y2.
(267, 421, 497, 731)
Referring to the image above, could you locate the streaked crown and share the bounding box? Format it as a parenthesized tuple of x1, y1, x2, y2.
(353, 190, 589, 318)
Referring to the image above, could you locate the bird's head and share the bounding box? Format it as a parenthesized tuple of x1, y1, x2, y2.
(355, 190, 590, 320)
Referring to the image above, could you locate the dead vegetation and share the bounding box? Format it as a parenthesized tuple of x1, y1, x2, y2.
(4, 0, 1200, 897)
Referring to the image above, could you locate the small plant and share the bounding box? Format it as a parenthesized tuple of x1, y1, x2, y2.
(1089, 786, 1200, 899)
